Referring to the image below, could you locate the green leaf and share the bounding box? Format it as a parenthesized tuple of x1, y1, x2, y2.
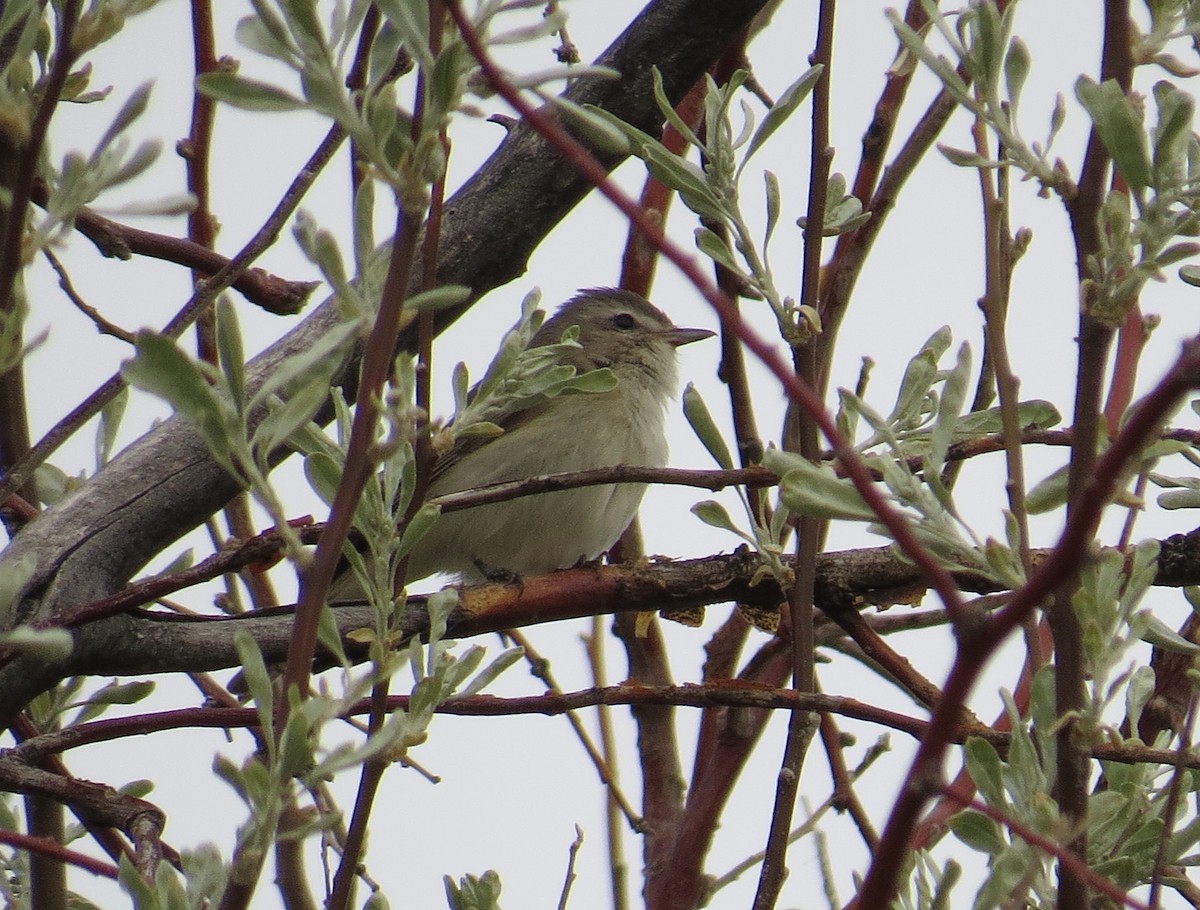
(691, 500, 743, 534)
(948, 809, 1006, 855)
(92, 82, 153, 162)
(121, 332, 237, 468)
(252, 374, 332, 462)
(963, 736, 1006, 806)
(1075, 76, 1152, 189)
(196, 72, 307, 112)
(640, 143, 725, 221)
(888, 327, 952, 427)
(397, 502, 441, 561)
(404, 285, 472, 312)
(0, 552, 36, 617)
(96, 386, 128, 468)
(1140, 613, 1200, 655)
(650, 66, 704, 152)
(683, 383, 734, 470)
(1152, 80, 1195, 187)
(928, 342, 972, 473)
(695, 227, 745, 277)
(249, 317, 359, 411)
(952, 399, 1062, 436)
(1025, 463, 1070, 514)
(740, 65, 824, 171)
(1003, 36, 1030, 112)
(234, 630, 275, 743)
(0, 626, 72, 662)
(215, 298, 246, 414)
(770, 456, 878, 522)
(546, 95, 632, 155)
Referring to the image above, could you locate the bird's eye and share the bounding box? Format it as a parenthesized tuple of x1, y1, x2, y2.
(612, 313, 637, 330)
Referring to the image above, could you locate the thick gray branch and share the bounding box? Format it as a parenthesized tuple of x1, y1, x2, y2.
(0, 0, 770, 721)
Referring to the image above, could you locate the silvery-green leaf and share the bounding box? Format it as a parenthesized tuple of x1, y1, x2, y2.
(547, 96, 631, 155)
(683, 383, 734, 470)
(235, 630, 274, 739)
(92, 82, 152, 161)
(691, 500, 741, 533)
(1125, 665, 1156, 735)
(96, 386, 128, 468)
(695, 227, 744, 277)
(763, 170, 782, 250)
(0, 626, 72, 662)
(953, 399, 1061, 436)
(215, 298, 246, 414)
(887, 326, 952, 427)
(1004, 37, 1030, 112)
(1152, 80, 1194, 186)
(121, 331, 236, 462)
(250, 318, 359, 410)
(928, 342, 972, 473)
(1025, 463, 1070, 514)
(1140, 613, 1200, 655)
(1075, 76, 1152, 189)
(457, 647, 523, 698)
(397, 503, 440, 560)
(948, 810, 1006, 855)
(938, 144, 996, 168)
(1157, 488, 1200, 510)
(33, 462, 71, 505)
(641, 144, 725, 221)
(196, 72, 307, 112)
(740, 65, 823, 171)
(304, 451, 343, 507)
(252, 376, 332, 462)
(776, 460, 877, 522)
(404, 285, 472, 312)
(651, 66, 704, 152)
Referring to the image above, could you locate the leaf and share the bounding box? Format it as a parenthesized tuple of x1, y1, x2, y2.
(887, 326, 952, 427)
(249, 317, 360, 411)
(953, 399, 1061, 435)
(1003, 37, 1031, 112)
(546, 95, 632, 155)
(1025, 463, 1070, 513)
(0, 626, 72, 662)
(234, 630, 275, 742)
(691, 500, 742, 534)
(92, 82, 153, 162)
(215, 297, 246, 414)
(121, 332, 236, 466)
(695, 227, 745, 277)
(196, 72, 307, 112)
(252, 374, 333, 462)
(770, 456, 878, 522)
(404, 285, 472, 312)
(928, 342, 972, 473)
(650, 66, 704, 152)
(683, 383, 734, 469)
(1140, 613, 1200, 655)
(397, 503, 441, 560)
(740, 65, 824, 170)
(1075, 76, 1152, 189)
(948, 810, 1006, 855)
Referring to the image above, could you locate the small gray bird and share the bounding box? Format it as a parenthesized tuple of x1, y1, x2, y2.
(402, 287, 713, 583)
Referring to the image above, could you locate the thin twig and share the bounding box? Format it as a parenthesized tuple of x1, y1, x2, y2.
(0, 124, 347, 505)
(42, 248, 134, 343)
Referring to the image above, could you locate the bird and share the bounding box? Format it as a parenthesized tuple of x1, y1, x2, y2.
(398, 287, 714, 584)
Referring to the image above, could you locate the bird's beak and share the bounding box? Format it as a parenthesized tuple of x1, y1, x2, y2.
(665, 326, 716, 347)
